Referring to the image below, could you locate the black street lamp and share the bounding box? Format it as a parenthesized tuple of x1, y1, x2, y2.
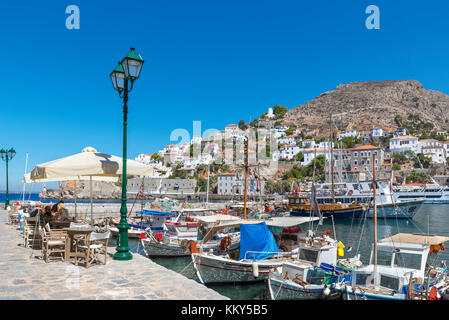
(110, 48, 144, 261)
(0, 148, 16, 209)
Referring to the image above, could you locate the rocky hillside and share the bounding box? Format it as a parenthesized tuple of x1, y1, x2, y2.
(285, 80, 449, 137)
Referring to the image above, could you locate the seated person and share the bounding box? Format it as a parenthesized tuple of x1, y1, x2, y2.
(29, 205, 43, 218)
(41, 205, 54, 223)
(51, 200, 69, 221)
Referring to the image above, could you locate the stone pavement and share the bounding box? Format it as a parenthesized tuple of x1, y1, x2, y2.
(0, 210, 228, 300)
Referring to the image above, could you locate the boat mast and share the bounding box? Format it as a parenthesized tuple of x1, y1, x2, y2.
(373, 153, 378, 287)
(330, 115, 335, 204)
(243, 138, 248, 219)
(206, 162, 210, 205)
(141, 176, 145, 212)
(22, 152, 28, 202)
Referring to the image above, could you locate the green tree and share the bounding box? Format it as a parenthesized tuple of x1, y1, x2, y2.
(273, 105, 287, 119)
(238, 120, 248, 131)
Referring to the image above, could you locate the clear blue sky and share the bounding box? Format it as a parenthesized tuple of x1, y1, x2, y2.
(2, 0, 449, 192)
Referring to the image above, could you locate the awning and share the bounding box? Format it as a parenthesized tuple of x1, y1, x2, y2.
(381, 233, 449, 245)
(194, 214, 241, 226)
(265, 217, 321, 228)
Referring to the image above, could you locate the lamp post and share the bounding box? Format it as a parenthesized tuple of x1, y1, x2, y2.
(0, 148, 16, 209)
(110, 48, 145, 261)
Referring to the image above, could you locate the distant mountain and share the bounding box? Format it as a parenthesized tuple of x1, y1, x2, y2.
(285, 80, 449, 137)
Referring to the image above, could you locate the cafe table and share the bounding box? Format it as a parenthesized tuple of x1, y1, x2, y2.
(64, 227, 96, 261)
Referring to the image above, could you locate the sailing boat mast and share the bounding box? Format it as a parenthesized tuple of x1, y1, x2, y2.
(330, 115, 335, 204)
(22, 152, 28, 202)
(243, 138, 249, 219)
(373, 153, 378, 287)
(206, 163, 210, 205)
(141, 176, 145, 211)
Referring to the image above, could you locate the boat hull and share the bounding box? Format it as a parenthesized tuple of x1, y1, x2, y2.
(192, 253, 285, 285)
(268, 277, 331, 300)
(365, 201, 422, 219)
(334, 286, 405, 300)
(142, 238, 240, 258)
(290, 208, 366, 219)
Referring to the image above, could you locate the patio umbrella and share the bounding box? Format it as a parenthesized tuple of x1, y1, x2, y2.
(27, 147, 156, 223)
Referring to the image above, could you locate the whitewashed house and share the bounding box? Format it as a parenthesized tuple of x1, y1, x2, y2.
(279, 134, 300, 145)
(422, 146, 446, 164)
(338, 129, 358, 139)
(217, 173, 264, 196)
(389, 135, 419, 153)
(372, 128, 383, 137)
(279, 145, 300, 160)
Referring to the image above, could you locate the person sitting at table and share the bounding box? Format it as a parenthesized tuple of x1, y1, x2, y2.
(29, 204, 43, 218)
(41, 205, 54, 223)
(51, 200, 69, 221)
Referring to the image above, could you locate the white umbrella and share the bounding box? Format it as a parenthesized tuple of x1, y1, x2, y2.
(27, 147, 156, 224)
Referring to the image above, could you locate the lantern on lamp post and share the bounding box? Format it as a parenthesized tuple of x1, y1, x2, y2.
(0, 148, 16, 209)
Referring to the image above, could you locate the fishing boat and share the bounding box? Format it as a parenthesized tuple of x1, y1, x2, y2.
(109, 210, 177, 239)
(334, 155, 449, 300)
(141, 214, 241, 258)
(334, 233, 449, 300)
(267, 232, 349, 300)
(191, 217, 321, 285)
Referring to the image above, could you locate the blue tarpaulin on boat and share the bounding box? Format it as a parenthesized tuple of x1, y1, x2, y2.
(135, 210, 175, 216)
(239, 222, 280, 261)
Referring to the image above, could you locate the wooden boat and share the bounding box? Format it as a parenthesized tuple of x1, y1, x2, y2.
(334, 233, 449, 300)
(191, 217, 320, 285)
(288, 194, 368, 219)
(141, 214, 241, 258)
(267, 232, 362, 300)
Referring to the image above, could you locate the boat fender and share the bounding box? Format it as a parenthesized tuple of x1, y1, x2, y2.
(323, 285, 331, 296)
(155, 233, 163, 242)
(252, 262, 259, 277)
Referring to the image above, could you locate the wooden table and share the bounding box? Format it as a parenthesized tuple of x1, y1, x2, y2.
(50, 221, 71, 229)
(64, 227, 95, 260)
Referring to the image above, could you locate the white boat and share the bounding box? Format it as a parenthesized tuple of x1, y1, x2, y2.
(268, 235, 340, 300)
(393, 184, 449, 204)
(334, 233, 449, 300)
(192, 217, 321, 285)
(141, 214, 241, 258)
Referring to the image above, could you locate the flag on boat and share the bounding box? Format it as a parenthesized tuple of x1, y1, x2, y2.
(311, 183, 323, 225)
(357, 183, 362, 193)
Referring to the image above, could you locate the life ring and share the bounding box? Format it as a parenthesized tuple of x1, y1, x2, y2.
(348, 190, 354, 196)
(154, 233, 163, 242)
(185, 216, 194, 222)
(219, 236, 232, 251)
(318, 230, 332, 236)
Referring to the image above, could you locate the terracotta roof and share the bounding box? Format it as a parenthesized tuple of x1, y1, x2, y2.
(419, 139, 438, 142)
(219, 172, 236, 176)
(382, 163, 393, 166)
(390, 135, 417, 140)
(351, 145, 380, 150)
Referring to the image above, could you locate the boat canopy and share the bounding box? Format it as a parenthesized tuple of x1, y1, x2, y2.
(239, 222, 280, 261)
(194, 214, 240, 226)
(381, 233, 449, 246)
(135, 210, 176, 216)
(265, 216, 320, 228)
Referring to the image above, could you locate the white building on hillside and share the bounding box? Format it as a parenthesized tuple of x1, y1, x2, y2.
(279, 145, 301, 160)
(389, 135, 419, 153)
(338, 129, 358, 139)
(422, 146, 446, 164)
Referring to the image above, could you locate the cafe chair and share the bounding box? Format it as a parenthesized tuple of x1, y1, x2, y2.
(40, 224, 68, 263)
(23, 216, 43, 248)
(75, 230, 111, 268)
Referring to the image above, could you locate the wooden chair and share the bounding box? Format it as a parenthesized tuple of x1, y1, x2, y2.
(23, 216, 43, 248)
(40, 224, 68, 263)
(75, 231, 111, 268)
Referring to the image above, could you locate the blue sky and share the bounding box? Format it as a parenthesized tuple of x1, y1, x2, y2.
(2, 0, 449, 192)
